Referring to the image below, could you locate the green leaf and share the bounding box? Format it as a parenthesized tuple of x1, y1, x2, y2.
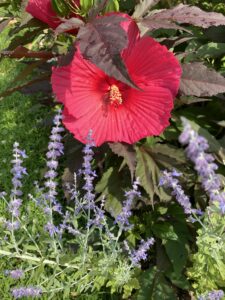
(196, 42, 225, 58)
(51, 0, 70, 17)
(104, 0, 119, 12)
(109, 142, 136, 180)
(165, 240, 188, 275)
(135, 145, 177, 203)
(135, 267, 177, 300)
(152, 223, 179, 241)
(95, 166, 123, 216)
(80, 0, 94, 12)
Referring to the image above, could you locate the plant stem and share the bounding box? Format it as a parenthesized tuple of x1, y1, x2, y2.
(0, 249, 79, 269)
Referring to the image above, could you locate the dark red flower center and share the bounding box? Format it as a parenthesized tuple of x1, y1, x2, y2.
(108, 84, 123, 106)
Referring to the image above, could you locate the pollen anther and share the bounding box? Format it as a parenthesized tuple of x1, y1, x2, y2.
(109, 84, 123, 106)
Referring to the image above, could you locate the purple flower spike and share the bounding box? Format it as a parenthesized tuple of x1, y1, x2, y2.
(198, 290, 224, 300)
(7, 142, 28, 220)
(81, 131, 96, 209)
(5, 269, 24, 279)
(43, 110, 64, 215)
(159, 170, 192, 214)
(11, 286, 42, 299)
(115, 179, 141, 230)
(130, 238, 155, 266)
(179, 117, 225, 213)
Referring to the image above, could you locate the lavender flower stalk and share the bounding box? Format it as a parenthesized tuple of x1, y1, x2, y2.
(115, 179, 141, 230)
(81, 130, 96, 209)
(179, 117, 225, 213)
(198, 290, 224, 300)
(8, 143, 27, 220)
(11, 286, 42, 299)
(5, 269, 24, 279)
(43, 110, 64, 237)
(130, 238, 155, 266)
(159, 170, 193, 214)
(44, 111, 64, 213)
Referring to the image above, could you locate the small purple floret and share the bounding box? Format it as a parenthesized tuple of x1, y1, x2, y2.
(130, 238, 155, 266)
(11, 286, 42, 299)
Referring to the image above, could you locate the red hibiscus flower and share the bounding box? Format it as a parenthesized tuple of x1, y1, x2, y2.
(51, 13, 182, 146)
(26, 0, 80, 29)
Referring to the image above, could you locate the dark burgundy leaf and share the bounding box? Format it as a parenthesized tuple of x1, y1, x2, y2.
(180, 62, 225, 97)
(145, 4, 225, 29)
(77, 15, 138, 89)
(140, 18, 189, 32)
(58, 46, 76, 67)
(109, 143, 136, 180)
(0, 73, 51, 100)
(20, 79, 52, 95)
(0, 46, 55, 59)
(132, 0, 160, 19)
(177, 95, 211, 106)
(55, 17, 84, 34)
(11, 59, 48, 85)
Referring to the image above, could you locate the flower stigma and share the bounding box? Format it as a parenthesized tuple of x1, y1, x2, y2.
(109, 84, 123, 107)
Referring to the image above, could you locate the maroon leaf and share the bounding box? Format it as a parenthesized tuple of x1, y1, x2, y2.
(77, 14, 139, 89)
(55, 17, 84, 34)
(1, 45, 56, 59)
(58, 46, 77, 67)
(140, 18, 189, 32)
(144, 4, 225, 29)
(180, 62, 225, 97)
(0, 73, 51, 100)
(132, 0, 160, 19)
(109, 143, 136, 180)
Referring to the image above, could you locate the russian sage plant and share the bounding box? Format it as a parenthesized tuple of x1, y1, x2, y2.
(160, 118, 225, 299)
(0, 111, 154, 299)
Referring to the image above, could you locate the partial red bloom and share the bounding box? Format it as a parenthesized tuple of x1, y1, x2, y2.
(26, 0, 80, 29)
(51, 13, 182, 146)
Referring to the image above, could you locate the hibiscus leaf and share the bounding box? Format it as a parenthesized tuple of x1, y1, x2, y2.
(95, 166, 124, 217)
(132, 0, 160, 19)
(58, 46, 77, 67)
(140, 18, 189, 32)
(0, 73, 51, 100)
(77, 14, 139, 89)
(55, 17, 84, 34)
(180, 62, 225, 97)
(135, 144, 189, 204)
(108, 143, 136, 180)
(143, 4, 225, 29)
(0, 46, 55, 59)
(135, 145, 170, 205)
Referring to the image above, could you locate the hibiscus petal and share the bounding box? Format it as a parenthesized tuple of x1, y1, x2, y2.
(119, 14, 140, 59)
(62, 85, 173, 146)
(26, 0, 61, 29)
(125, 36, 182, 97)
(52, 49, 108, 118)
(26, 0, 80, 30)
(120, 83, 173, 138)
(52, 13, 181, 146)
